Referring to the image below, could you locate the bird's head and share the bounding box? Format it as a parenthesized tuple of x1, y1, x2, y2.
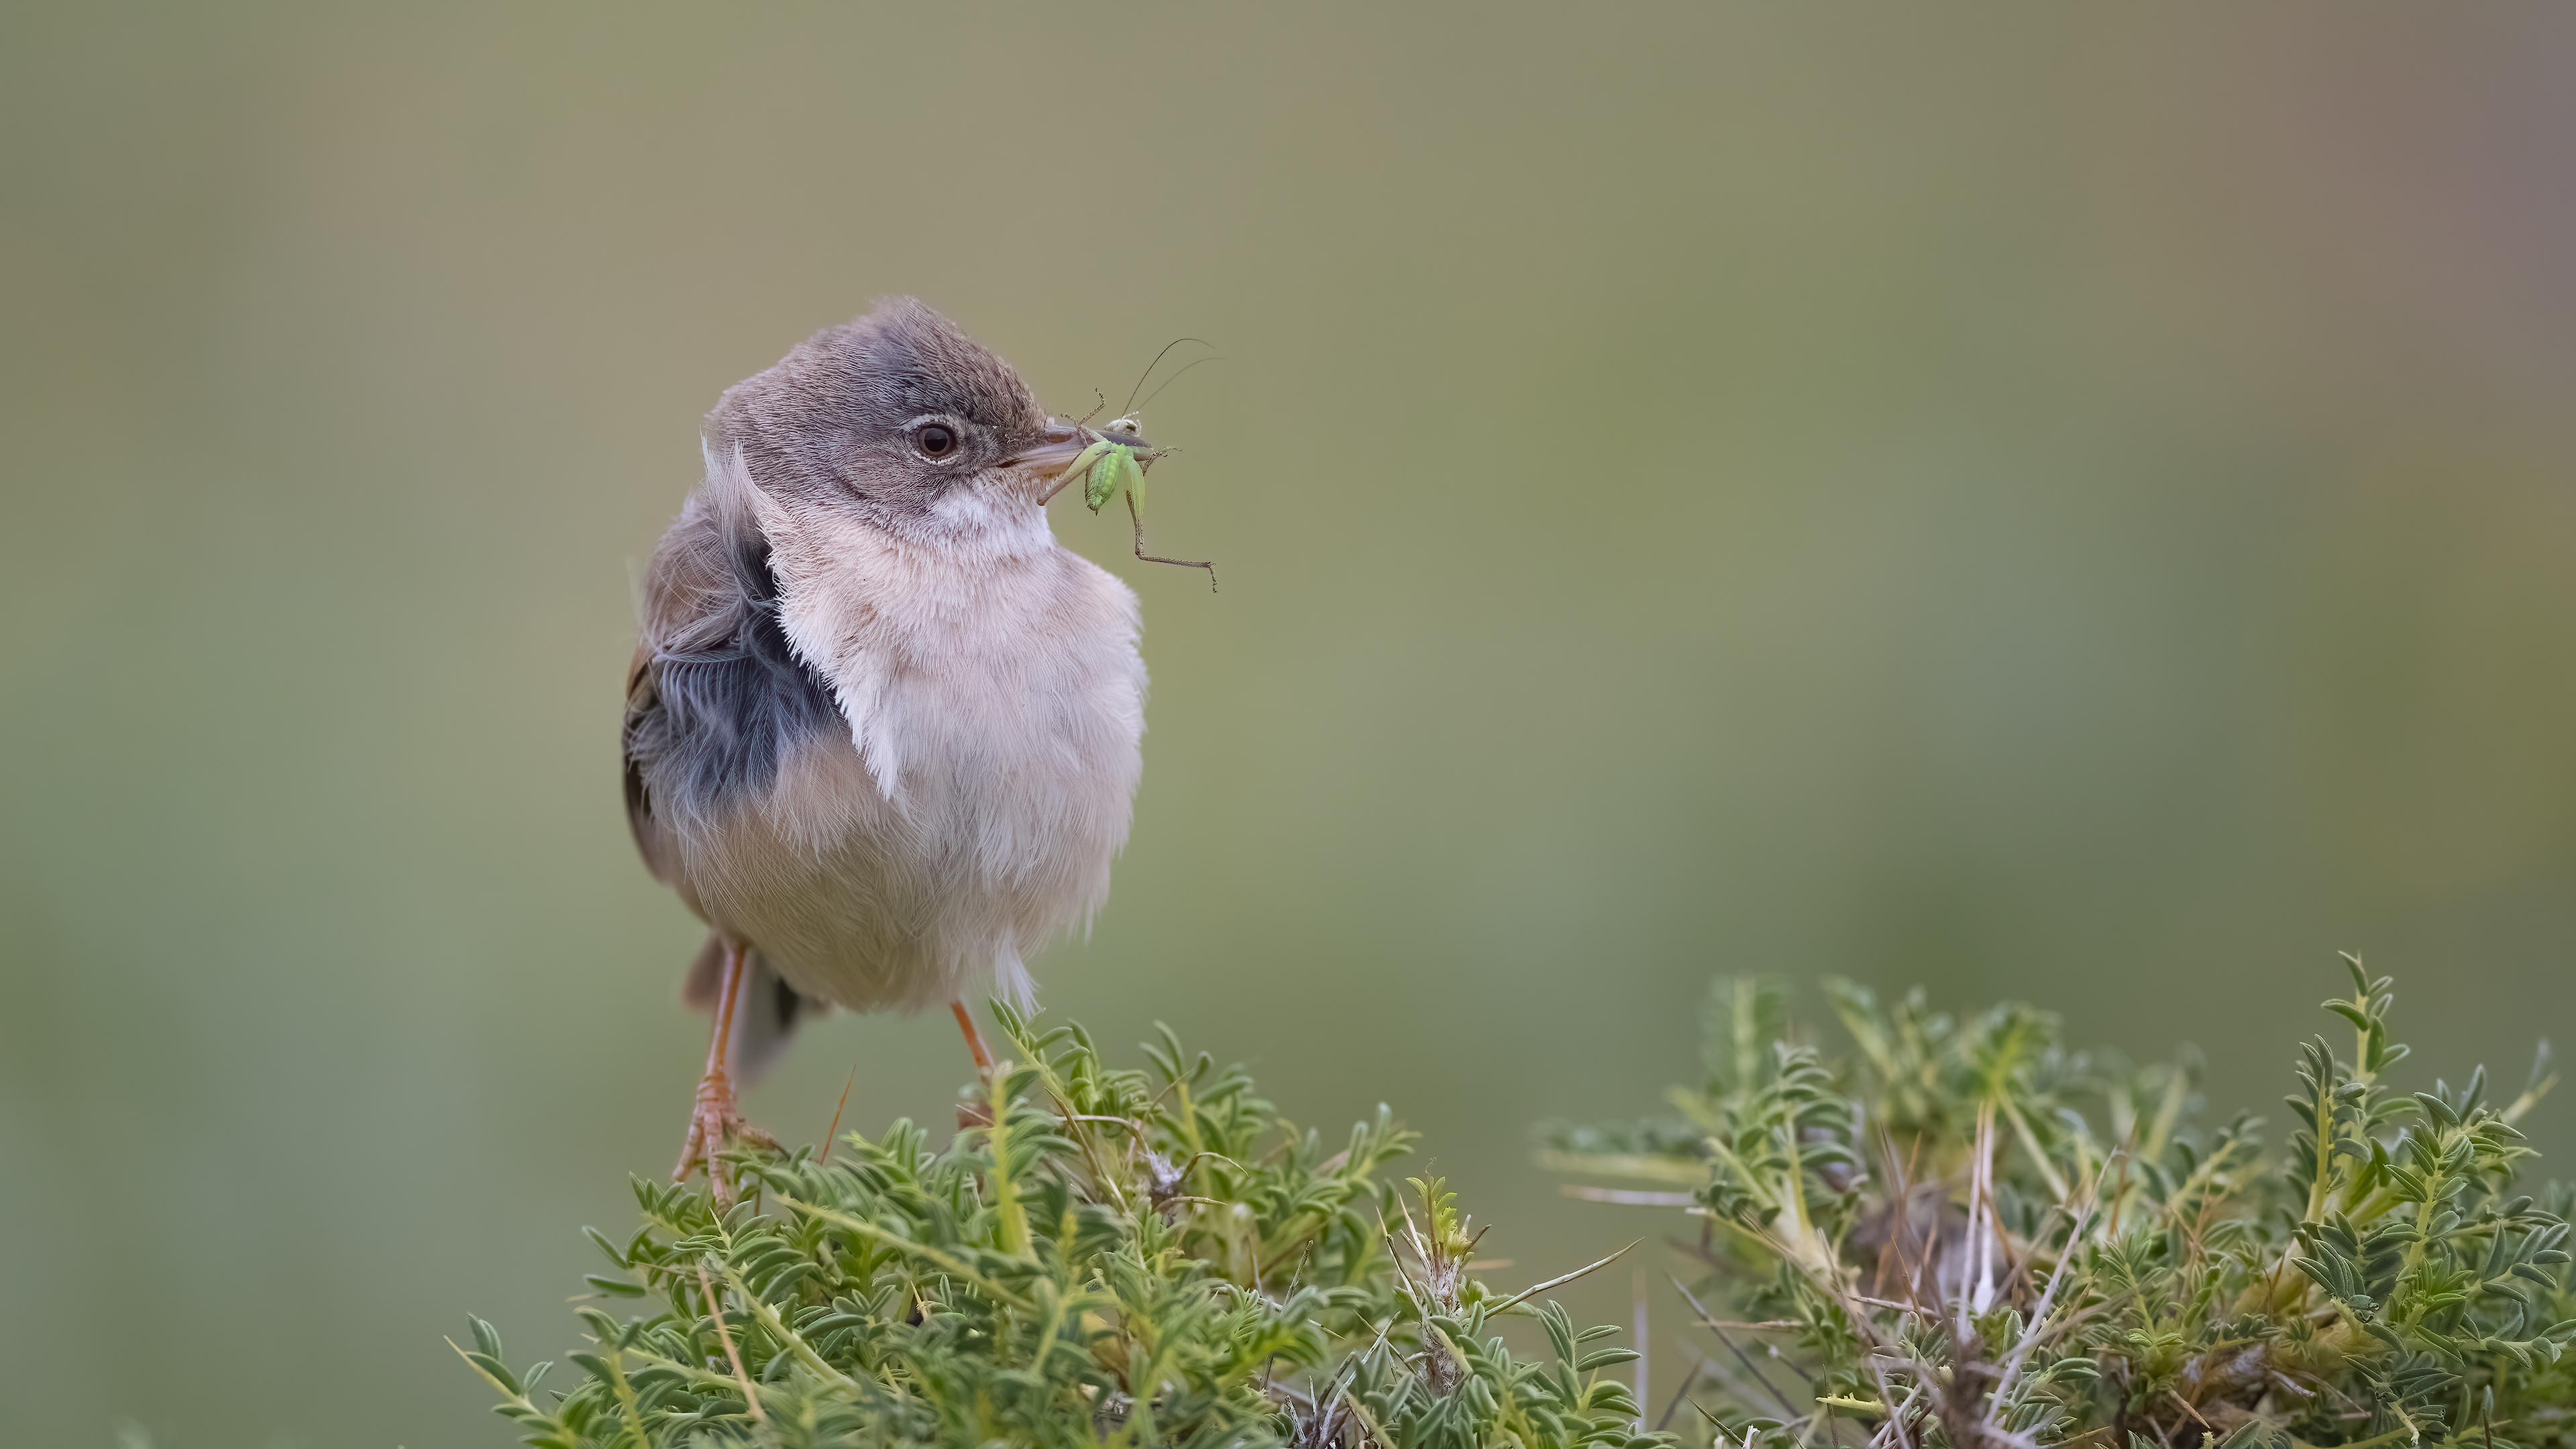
(706, 297, 1116, 545)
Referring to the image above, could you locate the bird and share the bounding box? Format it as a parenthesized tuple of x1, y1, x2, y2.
(621, 298, 1152, 1197)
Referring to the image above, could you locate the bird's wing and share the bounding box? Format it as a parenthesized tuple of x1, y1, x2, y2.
(623, 637, 684, 885)
(623, 476, 749, 889)
(626, 457, 846, 843)
(624, 457, 845, 892)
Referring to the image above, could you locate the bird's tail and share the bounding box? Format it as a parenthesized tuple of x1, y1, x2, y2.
(681, 933, 810, 1087)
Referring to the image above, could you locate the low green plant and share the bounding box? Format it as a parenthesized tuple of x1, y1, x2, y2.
(1542, 957, 2573, 1449)
(457, 1008, 1672, 1448)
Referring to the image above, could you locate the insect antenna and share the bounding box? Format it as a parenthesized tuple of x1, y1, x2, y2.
(1120, 337, 1216, 418)
(1128, 354, 1225, 418)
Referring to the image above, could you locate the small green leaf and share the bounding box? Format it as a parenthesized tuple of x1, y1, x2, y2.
(462, 1350, 521, 1395)
(582, 1226, 628, 1269)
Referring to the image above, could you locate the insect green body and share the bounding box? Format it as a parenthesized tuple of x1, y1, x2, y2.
(1070, 432, 1145, 514)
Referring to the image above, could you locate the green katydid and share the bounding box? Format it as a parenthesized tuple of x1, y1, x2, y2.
(1040, 341, 1220, 591)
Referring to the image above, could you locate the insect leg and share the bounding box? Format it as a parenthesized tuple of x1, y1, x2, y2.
(1127, 487, 1216, 592)
(1038, 439, 1115, 504)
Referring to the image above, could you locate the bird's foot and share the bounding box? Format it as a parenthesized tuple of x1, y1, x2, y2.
(673, 1069, 780, 1207)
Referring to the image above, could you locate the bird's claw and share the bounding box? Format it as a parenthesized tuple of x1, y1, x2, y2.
(673, 1069, 779, 1207)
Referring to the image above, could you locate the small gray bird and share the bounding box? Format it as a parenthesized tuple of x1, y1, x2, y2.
(622, 299, 1151, 1193)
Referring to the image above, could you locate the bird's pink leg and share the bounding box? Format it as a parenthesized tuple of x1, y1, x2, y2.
(674, 939, 780, 1203)
(951, 1000, 999, 1130)
(951, 1000, 996, 1074)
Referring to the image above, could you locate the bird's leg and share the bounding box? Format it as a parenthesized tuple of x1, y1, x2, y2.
(674, 938, 780, 1204)
(951, 999, 998, 1130)
(951, 999, 996, 1074)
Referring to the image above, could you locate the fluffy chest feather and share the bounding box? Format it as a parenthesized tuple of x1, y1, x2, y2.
(758, 486, 1146, 828)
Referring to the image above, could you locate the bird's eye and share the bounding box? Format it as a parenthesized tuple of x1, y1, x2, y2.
(915, 423, 958, 458)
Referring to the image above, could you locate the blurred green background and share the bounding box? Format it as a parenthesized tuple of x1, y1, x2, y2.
(5, 5, 2575, 1444)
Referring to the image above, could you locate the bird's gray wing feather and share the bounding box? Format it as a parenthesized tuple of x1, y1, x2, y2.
(623, 466, 844, 833)
(624, 641, 684, 885)
(628, 465, 841, 1068)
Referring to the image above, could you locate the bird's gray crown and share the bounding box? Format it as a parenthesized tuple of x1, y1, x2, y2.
(708, 297, 1051, 527)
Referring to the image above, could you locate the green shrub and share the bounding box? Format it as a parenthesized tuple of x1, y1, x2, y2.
(460, 959, 2574, 1446)
(1544, 958, 2573, 1449)
(456, 1007, 1670, 1448)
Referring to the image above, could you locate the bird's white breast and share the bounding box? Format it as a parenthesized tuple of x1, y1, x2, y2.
(677, 476, 1146, 1014)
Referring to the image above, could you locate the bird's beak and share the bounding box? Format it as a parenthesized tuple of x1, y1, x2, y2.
(1005, 421, 1093, 474)
(1004, 418, 1152, 476)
